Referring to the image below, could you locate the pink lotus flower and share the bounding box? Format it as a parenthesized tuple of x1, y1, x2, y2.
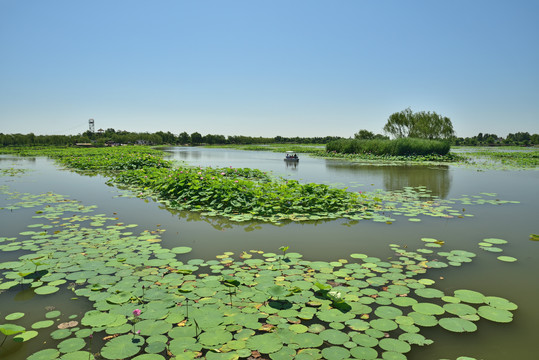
(133, 309, 141, 317)
(221, 172, 225, 175)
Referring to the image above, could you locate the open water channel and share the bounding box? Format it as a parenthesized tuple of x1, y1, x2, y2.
(0, 147, 538, 359)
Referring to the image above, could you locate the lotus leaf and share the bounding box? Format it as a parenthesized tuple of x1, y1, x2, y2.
(412, 303, 445, 316)
(13, 330, 39, 342)
(350, 333, 378, 348)
(199, 328, 233, 347)
(378, 338, 411, 353)
(485, 296, 518, 310)
(57, 337, 86, 353)
(454, 289, 485, 304)
(381, 351, 407, 360)
(497, 256, 517, 262)
(408, 312, 438, 327)
(171, 246, 192, 254)
(374, 306, 402, 319)
(34, 285, 60, 295)
(132, 355, 166, 360)
(51, 329, 72, 340)
(246, 333, 283, 353)
(398, 332, 433, 346)
(438, 317, 477, 333)
(32, 320, 54, 329)
(477, 306, 513, 323)
(5, 312, 25, 320)
(483, 238, 508, 245)
(27, 349, 61, 360)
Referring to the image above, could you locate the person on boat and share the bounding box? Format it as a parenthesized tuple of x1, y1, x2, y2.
(294, 154, 298, 158)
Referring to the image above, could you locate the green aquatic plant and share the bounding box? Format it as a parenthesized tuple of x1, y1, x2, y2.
(0, 187, 521, 359)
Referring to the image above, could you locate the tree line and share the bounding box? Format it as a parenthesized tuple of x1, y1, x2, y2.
(0, 129, 344, 147)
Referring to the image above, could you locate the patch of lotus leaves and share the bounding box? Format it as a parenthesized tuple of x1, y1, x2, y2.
(0, 187, 520, 360)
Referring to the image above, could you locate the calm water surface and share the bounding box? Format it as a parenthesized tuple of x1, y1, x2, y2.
(1, 148, 538, 359)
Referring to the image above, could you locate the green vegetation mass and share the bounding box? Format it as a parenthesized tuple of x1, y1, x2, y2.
(326, 138, 451, 156)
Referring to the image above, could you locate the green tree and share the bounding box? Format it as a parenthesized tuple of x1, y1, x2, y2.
(178, 132, 190, 144)
(354, 129, 375, 140)
(190, 132, 202, 145)
(383, 108, 454, 140)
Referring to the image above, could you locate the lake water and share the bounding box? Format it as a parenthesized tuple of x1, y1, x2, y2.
(1, 148, 538, 359)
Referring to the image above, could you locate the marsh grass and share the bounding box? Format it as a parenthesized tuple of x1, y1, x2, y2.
(326, 138, 451, 156)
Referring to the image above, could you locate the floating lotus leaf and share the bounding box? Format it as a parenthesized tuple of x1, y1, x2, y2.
(349, 346, 378, 359)
(289, 324, 308, 333)
(32, 320, 54, 329)
(246, 333, 283, 353)
(57, 337, 86, 353)
(351, 333, 378, 347)
(100, 334, 145, 359)
(106, 291, 133, 304)
(319, 329, 349, 345)
(497, 256, 517, 262)
(398, 332, 433, 346)
(51, 328, 71, 340)
(321, 346, 350, 360)
(408, 312, 438, 327)
(370, 318, 398, 332)
(414, 288, 444, 299)
(81, 310, 125, 328)
(392, 297, 418, 307)
(12, 330, 38, 342)
(136, 320, 172, 337)
(454, 290, 485, 304)
(443, 303, 477, 316)
(378, 338, 411, 353)
(267, 285, 288, 299)
(290, 332, 323, 348)
(450, 250, 476, 258)
(374, 306, 402, 319)
(199, 328, 233, 347)
(34, 285, 60, 295)
(425, 260, 447, 268)
(269, 346, 295, 360)
(168, 337, 200, 354)
(27, 349, 61, 360)
(171, 246, 192, 254)
(75, 328, 93, 338)
(480, 246, 503, 253)
(477, 306, 513, 323)
(345, 319, 369, 331)
(439, 317, 477, 333)
(483, 238, 508, 245)
(485, 296, 518, 311)
(132, 355, 166, 360)
(412, 303, 445, 316)
(5, 312, 25, 320)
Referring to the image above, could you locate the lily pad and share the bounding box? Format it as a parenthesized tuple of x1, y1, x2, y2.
(497, 256, 517, 263)
(439, 317, 477, 332)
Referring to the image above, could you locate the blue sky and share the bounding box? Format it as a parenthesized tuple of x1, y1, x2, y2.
(1, 0, 537, 138)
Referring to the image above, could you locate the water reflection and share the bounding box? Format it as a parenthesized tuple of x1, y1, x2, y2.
(325, 161, 451, 198)
(285, 161, 298, 170)
(0, 156, 37, 163)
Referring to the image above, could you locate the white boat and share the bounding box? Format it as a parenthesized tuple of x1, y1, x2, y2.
(284, 151, 299, 162)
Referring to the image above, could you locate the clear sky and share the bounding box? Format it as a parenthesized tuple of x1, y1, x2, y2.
(1, 0, 537, 138)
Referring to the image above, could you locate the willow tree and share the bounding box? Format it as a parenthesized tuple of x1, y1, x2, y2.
(383, 108, 455, 140)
